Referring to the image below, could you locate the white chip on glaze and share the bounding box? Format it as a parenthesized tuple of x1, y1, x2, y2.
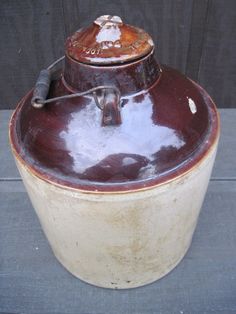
(188, 97, 197, 114)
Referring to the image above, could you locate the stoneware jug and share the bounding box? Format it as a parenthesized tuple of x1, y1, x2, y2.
(9, 15, 220, 289)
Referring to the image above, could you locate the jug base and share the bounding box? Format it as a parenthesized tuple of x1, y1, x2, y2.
(52, 242, 191, 289)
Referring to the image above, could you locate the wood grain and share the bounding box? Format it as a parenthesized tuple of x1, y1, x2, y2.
(0, 0, 65, 109)
(198, 0, 236, 108)
(185, 0, 209, 80)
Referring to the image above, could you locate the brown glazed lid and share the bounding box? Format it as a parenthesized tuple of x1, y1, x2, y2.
(66, 15, 154, 65)
(9, 16, 219, 192)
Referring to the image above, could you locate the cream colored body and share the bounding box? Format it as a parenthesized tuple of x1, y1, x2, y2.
(15, 142, 217, 289)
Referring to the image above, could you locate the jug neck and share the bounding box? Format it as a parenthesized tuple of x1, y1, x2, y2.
(62, 51, 161, 95)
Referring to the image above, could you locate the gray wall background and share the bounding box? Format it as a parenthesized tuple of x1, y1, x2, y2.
(0, 0, 235, 109)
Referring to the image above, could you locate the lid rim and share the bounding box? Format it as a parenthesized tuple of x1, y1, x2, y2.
(65, 48, 155, 68)
(66, 48, 154, 66)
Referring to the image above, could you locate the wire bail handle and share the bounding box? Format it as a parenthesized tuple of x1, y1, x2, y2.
(31, 56, 122, 126)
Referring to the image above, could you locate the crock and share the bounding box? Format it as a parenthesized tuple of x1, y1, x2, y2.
(9, 15, 220, 289)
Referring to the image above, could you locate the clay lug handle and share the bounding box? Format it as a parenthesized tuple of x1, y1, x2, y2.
(101, 89, 122, 126)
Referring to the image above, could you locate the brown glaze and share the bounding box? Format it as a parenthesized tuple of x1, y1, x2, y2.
(9, 59, 219, 192)
(63, 51, 160, 94)
(9, 16, 219, 192)
(66, 15, 153, 65)
(101, 89, 122, 126)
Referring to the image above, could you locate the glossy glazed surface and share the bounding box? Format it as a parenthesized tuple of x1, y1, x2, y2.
(64, 51, 160, 94)
(10, 58, 219, 192)
(66, 15, 153, 65)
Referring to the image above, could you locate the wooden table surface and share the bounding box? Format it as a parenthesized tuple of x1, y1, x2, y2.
(0, 109, 236, 314)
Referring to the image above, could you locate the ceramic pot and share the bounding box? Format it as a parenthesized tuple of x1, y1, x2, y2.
(9, 15, 220, 289)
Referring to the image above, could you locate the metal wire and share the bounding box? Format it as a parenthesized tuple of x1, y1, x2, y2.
(47, 56, 65, 71)
(36, 85, 121, 110)
(32, 56, 121, 110)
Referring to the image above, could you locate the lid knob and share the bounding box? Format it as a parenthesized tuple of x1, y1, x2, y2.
(94, 15, 123, 27)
